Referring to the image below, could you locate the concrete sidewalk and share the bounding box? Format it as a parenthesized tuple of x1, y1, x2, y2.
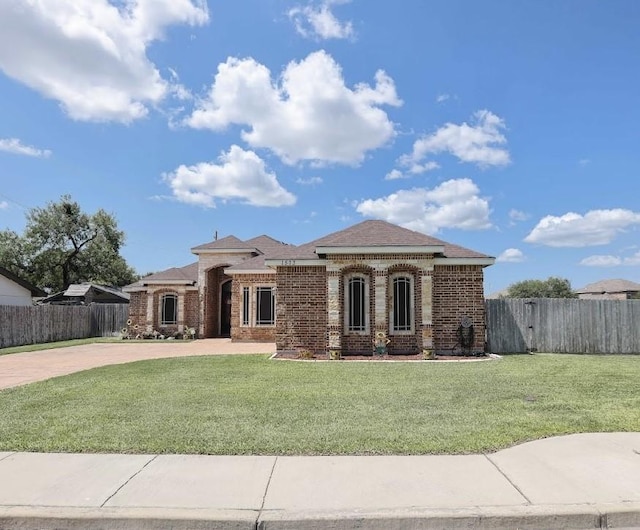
(1, 433, 639, 529)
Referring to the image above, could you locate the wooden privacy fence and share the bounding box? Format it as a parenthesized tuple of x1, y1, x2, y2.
(486, 298, 640, 354)
(0, 304, 129, 348)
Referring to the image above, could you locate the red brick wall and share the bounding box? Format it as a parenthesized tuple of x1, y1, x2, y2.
(432, 265, 486, 353)
(128, 292, 146, 329)
(231, 274, 277, 342)
(276, 266, 327, 354)
(184, 290, 199, 333)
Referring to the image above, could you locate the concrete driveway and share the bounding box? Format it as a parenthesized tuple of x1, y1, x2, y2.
(0, 339, 275, 390)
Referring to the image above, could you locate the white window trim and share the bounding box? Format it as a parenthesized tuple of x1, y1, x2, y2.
(344, 273, 370, 335)
(160, 293, 178, 326)
(389, 273, 415, 335)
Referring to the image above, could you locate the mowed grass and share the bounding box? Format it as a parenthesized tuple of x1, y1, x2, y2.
(0, 354, 638, 455)
(0, 338, 121, 356)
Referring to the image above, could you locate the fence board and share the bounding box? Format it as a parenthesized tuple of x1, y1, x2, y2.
(0, 304, 129, 348)
(486, 299, 640, 354)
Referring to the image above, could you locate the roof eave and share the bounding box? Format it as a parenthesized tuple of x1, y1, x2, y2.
(433, 257, 495, 267)
(224, 269, 276, 275)
(264, 258, 327, 268)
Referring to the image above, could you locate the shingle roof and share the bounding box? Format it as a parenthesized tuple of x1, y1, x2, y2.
(575, 279, 640, 294)
(130, 262, 199, 285)
(244, 235, 292, 254)
(268, 220, 491, 260)
(191, 235, 256, 252)
(226, 236, 292, 272)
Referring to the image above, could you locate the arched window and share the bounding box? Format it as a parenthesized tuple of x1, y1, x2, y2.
(161, 293, 178, 325)
(345, 274, 369, 333)
(390, 274, 414, 334)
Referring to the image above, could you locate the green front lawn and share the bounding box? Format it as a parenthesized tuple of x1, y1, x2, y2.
(0, 354, 638, 455)
(0, 338, 121, 356)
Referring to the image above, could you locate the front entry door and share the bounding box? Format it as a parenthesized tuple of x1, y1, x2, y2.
(220, 280, 232, 337)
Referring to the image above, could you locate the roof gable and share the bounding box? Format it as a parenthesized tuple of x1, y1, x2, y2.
(314, 220, 446, 248)
(266, 220, 492, 261)
(244, 235, 292, 254)
(191, 235, 257, 253)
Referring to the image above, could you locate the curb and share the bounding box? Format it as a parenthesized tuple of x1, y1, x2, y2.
(2, 504, 640, 530)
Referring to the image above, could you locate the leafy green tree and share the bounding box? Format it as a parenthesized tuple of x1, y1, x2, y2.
(505, 277, 577, 299)
(0, 195, 138, 292)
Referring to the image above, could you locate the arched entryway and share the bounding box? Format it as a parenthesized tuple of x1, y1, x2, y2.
(203, 265, 232, 338)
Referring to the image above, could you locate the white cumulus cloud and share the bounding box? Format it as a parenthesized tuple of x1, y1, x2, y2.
(355, 178, 491, 234)
(400, 110, 510, 170)
(579, 255, 623, 267)
(164, 145, 296, 208)
(0, 138, 51, 158)
(580, 251, 640, 267)
(509, 209, 529, 222)
(296, 176, 323, 185)
(187, 50, 401, 165)
(0, 0, 209, 123)
(496, 248, 526, 263)
(0, 201, 9, 210)
(524, 209, 640, 247)
(288, 0, 354, 40)
(384, 169, 405, 180)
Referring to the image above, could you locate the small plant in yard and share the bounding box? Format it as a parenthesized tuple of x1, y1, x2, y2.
(422, 349, 435, 360)
(121, 320, 142, 340)
(183, 327, 196, 340)
(296, 349, 315, 359)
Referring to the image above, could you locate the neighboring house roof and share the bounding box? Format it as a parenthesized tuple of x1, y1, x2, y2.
(266, 220, 493, 262)
(41, 283, 130, 304)
(575, 279, 640, 295)
(0, 266, 46, 297)
(485, 289, 509, 299)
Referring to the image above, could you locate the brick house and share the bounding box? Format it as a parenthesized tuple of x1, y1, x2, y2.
(124, 220, 494, 355)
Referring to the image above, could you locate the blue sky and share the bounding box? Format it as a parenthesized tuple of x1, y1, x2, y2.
(1, 0, 639, 294)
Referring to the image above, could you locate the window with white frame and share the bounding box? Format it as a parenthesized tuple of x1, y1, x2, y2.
(390, 274, 414, 334)
(161, 293, 178, 325)
(345, 274, 369, 333)
(255, 286, 275, 326)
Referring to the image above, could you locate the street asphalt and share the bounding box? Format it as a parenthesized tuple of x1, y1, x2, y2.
(0, 341, 639, 528)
